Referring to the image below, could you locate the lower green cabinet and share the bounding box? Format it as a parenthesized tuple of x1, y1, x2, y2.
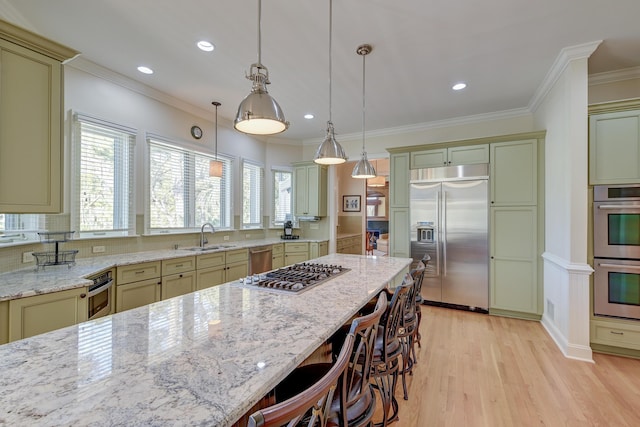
(116, 277, 161, 312)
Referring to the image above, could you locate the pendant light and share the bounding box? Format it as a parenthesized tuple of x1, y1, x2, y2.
(314, 0, 347, 165)
(234, 0, 289, 135)
(209, 101, 223, 177)
(351, 44, 376, 178)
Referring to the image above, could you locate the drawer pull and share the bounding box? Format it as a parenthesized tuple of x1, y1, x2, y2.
(610, 331, 624, 335)
(175, 264, 183, 268)
(135, 270, 145, 274)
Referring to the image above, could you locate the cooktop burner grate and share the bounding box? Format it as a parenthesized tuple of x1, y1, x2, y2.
(238, 262, 350, 294)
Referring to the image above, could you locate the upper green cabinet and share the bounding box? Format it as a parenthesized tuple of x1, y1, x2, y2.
(0, 20, 78, 213)
(294, 163, 327, 217)
(490, 139, 537, 206)
(589, 105, 640, 185)
(410, 144, 489, 169)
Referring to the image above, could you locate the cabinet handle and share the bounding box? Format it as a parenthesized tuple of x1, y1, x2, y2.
(491, 201, 494, 204)
(179, 274, 183, 278)
(157, 281, 162, 285)
(135, 270, 145, 274)
(175, 264, 183, 268)
(610, 331, 624, 335)
(80, 293, 87, 299)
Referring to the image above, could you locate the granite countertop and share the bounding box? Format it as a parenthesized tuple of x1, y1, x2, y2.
(0, 254, 412, 426)
(0, 238, 328, 302)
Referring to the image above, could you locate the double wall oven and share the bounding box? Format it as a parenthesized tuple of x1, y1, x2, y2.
(593, 185, 640, 320)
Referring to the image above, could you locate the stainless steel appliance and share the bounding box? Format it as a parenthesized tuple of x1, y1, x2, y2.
(593, 258, 640, 320)
(249, 246, 273, 275)
(241, 262, 349, 294)
(86, 269, 114, 320)
(593, 184, 640, 320)
(593, 184, 640, 259)
(410, 164, 489, 310)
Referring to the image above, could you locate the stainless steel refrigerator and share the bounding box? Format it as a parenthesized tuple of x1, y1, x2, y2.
(410, 164, 489, 311)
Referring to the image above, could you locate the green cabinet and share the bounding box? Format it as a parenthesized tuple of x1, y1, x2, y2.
(161, 256, 196, 300)
(490, 139, 537, 206)
(389, 207, 410, 258)
(225, 248, 249, 282)
(8, 287, 88, 341)
(390, 153, 410, 208)
(490, 207, 537, 315)
(309, 241, 328, 259)
(0, 300, 8, 344)
(294, 163, 327, 217)
(410, 144, 489, 169)
(284, 242, 309, 265)
(0, 20, 77, 213)
(196, 251, 226, 290)
(116, 277, 161, 312)
(589, 107, 640, 184)
(272, 243, 284, 269)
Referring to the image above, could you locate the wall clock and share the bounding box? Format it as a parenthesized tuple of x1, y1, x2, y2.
(190, 125, 203, 140)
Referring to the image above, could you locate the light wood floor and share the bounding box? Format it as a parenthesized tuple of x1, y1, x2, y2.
(381, 306, 640, 427)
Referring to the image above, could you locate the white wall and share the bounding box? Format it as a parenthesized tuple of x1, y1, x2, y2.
(532, 46, 596, 362)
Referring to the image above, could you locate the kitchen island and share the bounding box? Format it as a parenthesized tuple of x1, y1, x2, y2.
(0, 254, 411, 426)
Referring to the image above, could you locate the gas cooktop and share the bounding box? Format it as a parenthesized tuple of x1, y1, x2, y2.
(238, 262, 350, 294)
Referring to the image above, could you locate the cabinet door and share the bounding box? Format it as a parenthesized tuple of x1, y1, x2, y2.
(0, 40, 63, 213)
(589, 110, 640, 184)
(9, 287, 88, 341)
(285, 252, 308, 265)
(272, 254, 284, 269)
(294, 166, 309, 216)
(226, 262, 248, 282)
(116, 277, 161, 312)
(490, 139, 537, 206)
(490, 207, 538, 314)
(448, 144, 489, 166)
(309, 242, 319, 259)
(294, 164, 327, 217)
(162, 271, 196, 300)
(0, 300, 7, 344)
(196, 266, 226, 290)
(410, 148, 447, 168)
(318, 241, 328, 256)
(390, 153, 410, 207)
(389, 207, 410, 257)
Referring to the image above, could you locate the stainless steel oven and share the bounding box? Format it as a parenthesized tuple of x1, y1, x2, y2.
(594, 184, 640, 259)
(86, 269, 114, 320)
(593, 259, 640, 320)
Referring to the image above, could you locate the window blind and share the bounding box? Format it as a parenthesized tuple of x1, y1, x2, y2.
(148, 138, 232, 233)
(242, 160, 264, 229)
(72, 114, 136, 237)
(272, 168, 293, 225)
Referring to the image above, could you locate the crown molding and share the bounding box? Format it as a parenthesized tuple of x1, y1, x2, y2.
(301, 107, 532, 146)
(528, 40, 602, 113)
(589, 66, 640, 86)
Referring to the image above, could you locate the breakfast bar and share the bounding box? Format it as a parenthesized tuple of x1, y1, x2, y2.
(0, 254, 411, 426)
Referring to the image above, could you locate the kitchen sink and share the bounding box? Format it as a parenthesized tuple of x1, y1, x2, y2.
(184, 245, 234, 252)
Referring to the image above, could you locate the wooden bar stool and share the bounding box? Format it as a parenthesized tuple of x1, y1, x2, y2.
(248, 334, 355, 427)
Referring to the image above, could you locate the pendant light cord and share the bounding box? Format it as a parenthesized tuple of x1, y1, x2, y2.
(361, 48, 366, 153)
(328, 0, 333, 124)
(256, 0, 262, 66)
(213, 101, 221, 160)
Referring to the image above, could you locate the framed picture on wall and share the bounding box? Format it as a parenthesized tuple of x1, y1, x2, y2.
(343, 195, 361, 212)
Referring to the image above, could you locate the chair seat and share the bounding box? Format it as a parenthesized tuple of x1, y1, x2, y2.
(372, 327, 402, 361)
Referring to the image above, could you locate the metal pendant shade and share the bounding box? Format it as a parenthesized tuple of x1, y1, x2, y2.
(234, 0, 289, 135)
(209, 101, 223, 178)
(352, 44, 376, 179)
(314, 0, 347, 165)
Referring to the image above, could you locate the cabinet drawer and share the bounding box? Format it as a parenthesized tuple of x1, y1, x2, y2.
(226, 248, 248, 264)
(162, 256, 195, 276)
(272, 243, 284, 255)
(591, 320, 640, 350)
(197, 251, 226, 269)
(117, 261, 161, 285)
(285, 242, 309, 253)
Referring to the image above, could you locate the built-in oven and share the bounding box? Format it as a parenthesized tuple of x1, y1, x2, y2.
(593, 259, 640, 320)
(593, 184, 640, 259)
(86, 269, 114, 320)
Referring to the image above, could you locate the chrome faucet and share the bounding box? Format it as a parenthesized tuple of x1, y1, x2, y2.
(200, 222, 215, 248)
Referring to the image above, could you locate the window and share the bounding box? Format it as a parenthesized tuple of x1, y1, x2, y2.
(272, 168, 293, 226)
(148, 138, 232, 233)
(242, 160, 264, 229)
(72, 114, 135, 237)
(0, 214, 41, 243)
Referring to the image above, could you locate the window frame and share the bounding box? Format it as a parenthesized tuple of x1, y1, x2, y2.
(271, 166, 294, 227)
(241, 159, 264, 230)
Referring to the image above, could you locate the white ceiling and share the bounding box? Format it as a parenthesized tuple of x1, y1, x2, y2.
(2, 0, 640, 142)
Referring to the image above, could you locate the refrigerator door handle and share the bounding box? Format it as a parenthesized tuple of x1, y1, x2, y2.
(435, 190, 441, 277)
(442, 190, 447, 277)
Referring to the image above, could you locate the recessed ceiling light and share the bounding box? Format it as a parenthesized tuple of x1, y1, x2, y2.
(137, 66, 154, 75)
(452, 82, 467, 91)
(197, 40, 215, 52)
(304, 114, 314, 119)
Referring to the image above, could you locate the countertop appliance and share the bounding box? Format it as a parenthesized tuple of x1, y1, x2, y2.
(410, 163, 489, 311)
(86, 268, 114, 320)
(593, 184, 640, 320)
(241, 262, 349, 294)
